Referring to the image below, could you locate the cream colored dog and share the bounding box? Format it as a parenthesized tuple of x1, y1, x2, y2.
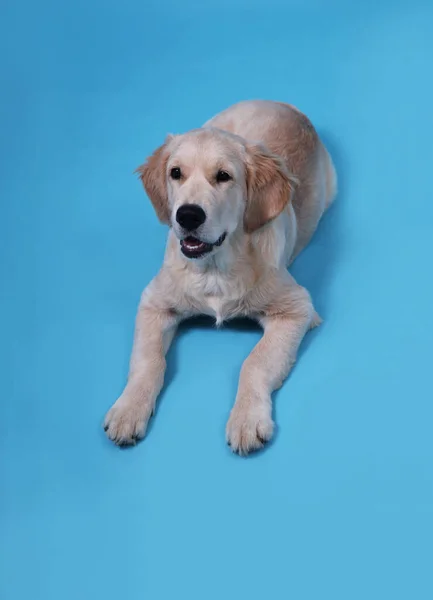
(104, 100, 337, 455)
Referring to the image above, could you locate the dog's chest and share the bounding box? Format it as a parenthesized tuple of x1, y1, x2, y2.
(187, 271, 244, 325)
(205, 296, 227, 325)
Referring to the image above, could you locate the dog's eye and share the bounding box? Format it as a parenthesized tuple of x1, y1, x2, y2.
(170, 167, 182, 180)
(216, 170, 232, 183)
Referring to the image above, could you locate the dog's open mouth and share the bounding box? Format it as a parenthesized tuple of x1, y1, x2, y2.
(180, 233, 226, 259)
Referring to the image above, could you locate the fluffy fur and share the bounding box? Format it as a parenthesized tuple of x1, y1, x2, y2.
(104, 100, 337, 455)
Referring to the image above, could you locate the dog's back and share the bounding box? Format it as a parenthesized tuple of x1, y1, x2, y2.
(205, 100, 337, 262)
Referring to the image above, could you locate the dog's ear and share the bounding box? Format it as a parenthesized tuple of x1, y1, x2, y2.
(244, 144, 298, 233)
(135, 136, 174, 224)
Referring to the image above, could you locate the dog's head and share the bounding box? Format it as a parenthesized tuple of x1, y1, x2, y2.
(137, 128, 297, 260)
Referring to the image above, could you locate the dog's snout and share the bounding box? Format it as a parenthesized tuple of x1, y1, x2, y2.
(176, 204, 206, 231)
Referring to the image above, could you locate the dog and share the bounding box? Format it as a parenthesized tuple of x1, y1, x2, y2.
(104, 100, 337, 455)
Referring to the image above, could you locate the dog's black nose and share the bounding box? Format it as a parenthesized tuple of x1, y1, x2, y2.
(176, 204, 206, 231)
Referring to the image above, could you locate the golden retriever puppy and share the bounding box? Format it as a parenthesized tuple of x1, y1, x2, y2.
(104, 100, 337, 455)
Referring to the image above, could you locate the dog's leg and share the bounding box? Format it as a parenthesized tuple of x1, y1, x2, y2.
(104, 289, 179, 445)
(226, 284, 315, 455)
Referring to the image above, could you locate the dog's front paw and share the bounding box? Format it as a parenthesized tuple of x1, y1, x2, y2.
(104, 394, 153, 446)
(226, 397, 274, 456)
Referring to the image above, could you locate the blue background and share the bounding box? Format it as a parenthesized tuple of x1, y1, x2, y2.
(1, 0, 433, 598)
